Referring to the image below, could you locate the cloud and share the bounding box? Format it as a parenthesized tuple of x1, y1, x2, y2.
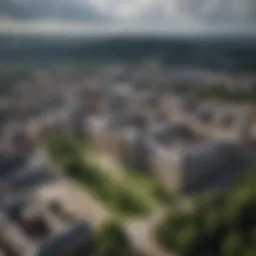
(0, 0, 255, 25)
(0, 0, 110, 21)
(90, 0, 256, 23)
(91, 0, 159, 19)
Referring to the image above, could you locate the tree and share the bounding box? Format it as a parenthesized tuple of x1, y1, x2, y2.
(222, 232, 245, 256)
(156, 169, 256, 256)
(227, 188, 256, 232)
(94, 221, 136, 256)
(154, 182, 176, 205)
(47, 135, 82, 164)
(156, 211, 199, 252)
(176, 225, 201, 256)
(113, 186, 151, 216)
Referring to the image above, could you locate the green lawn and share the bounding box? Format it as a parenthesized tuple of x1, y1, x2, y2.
(46, 136, 163, 219)
(85, 149, 177, 214)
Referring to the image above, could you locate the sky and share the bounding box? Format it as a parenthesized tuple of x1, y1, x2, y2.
(90, 0, 177, 19)
(87, 0, 255, 21)
(0, 0, 255, 35)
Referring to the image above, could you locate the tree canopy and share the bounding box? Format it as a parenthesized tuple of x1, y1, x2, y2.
(156, 171, 256, 256)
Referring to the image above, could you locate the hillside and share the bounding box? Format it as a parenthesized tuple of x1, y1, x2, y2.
(1, 35, 256, 71)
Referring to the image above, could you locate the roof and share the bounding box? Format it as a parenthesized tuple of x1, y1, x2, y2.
(219, 111, 235, 127)
(108, 114, 148, 132)
(196, 102, 216, 120)
(181, 94, 199, 111)
(183, 140, 243, 167)
(6, 169, 54, 190)
(107, 116, 129, 131)
(0, 193, 30, 214)
(153, 123, 196, 146)
(68, 103, 88, 120)
(182, 140, 252, 193)
(36, 221, 92, 256)
(0, 152, 26, 179)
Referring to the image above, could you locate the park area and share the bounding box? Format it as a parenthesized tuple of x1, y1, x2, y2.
(46, 135, 175, 221)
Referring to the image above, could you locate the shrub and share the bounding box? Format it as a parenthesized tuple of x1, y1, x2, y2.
(94, 221, 136, 256)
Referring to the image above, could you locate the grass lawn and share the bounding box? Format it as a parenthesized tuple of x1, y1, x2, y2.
(84, 147, 177, 219)
(47, 135, 177, 221)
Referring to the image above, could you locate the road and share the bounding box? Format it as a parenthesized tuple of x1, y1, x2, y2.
(126, 208, 176, 256)
(32, 148, 109, 227)
(37, 180, 109, 227)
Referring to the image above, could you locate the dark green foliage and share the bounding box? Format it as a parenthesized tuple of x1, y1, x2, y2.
(153, 182, 176, 205)
(47, 135, 83, 164)
(2, 36, 256, 72)
(156, 171, 256, 256)
(46, 135, 151, 217)
(227, 189, 256, 233)
(222, 232, 245, 256)
(113, 186, 150, 215)
(94, 221, 136, 256)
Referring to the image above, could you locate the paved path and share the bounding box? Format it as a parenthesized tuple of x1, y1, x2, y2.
(126, 208, 176, 256)
(37, 179, 109, 228)
(86, 150, 176, 256)
(35, 146, 175, 256)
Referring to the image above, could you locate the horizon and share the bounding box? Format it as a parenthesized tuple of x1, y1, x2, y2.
(1, 19, 256, 38)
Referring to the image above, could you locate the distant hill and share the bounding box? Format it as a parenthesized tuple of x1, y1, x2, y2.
(1, 35, 256, 72)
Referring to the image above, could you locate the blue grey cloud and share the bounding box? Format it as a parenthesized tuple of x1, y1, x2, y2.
(134, 0, 256, 23)
(0, 0, 255, 24)
(0, 0, 110, 21)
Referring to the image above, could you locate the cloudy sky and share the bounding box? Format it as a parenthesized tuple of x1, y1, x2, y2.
(0, 0, 255, 35)
(90, 0, 255, 21)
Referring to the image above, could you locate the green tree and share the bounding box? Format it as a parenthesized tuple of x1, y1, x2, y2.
(176, 224, 201, 256)
(94, 221, 136, 256)
(227, 188, 256, 232)
(156, 211, 197, 252)
(154, 182, 176, 205)
(222, 232, 245, 256)
(47, 135, 82, 164)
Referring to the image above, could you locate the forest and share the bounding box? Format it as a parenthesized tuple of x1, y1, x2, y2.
(1, 35, 256, 72)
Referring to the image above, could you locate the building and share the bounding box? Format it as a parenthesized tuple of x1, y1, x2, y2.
(182, 140, 253, 194)
(0, 151, 26, 179)
(5, 168, 55, 192)
(34, 221, 93, 256)
(151, 139, 253, 194)
(119, 128, 153, 174)
(86, 116, 110, 152)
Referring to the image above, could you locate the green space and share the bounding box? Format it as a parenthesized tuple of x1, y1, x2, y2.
(46, 134, 256, 256)
(86, 146, 178, 205)
(156, 170, 256, 256)
(93, 221, 137, 256)
(46, 135, 174, 219)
